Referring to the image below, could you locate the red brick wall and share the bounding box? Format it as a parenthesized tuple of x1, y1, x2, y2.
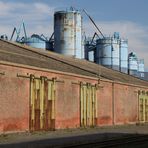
(97, 81, 113, 126)
(55, 78, 80, 129)
(0, 63, 148, 133)
(0, 65, 30, 133)
(114, 83, 138, 125)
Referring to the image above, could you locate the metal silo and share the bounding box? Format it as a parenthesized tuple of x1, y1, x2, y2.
(128, 52, 138, 77)
(120, 39, 128, 73)
(96, 37, 112, 68)
(54, 9, 82, 59)
(84, 39, 95, 62)
(138, 59, 145, 78)
(111, 35, 120, 70)
(95, 32, 120, 70)
(88, 51, 94, 62)
(22, 34, 52, 50)
(84, 42, 90, 60)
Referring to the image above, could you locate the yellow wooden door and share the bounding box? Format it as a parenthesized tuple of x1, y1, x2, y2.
(80, 83, 97, 127)
(30, 76, 56, 131)
(145, 97, 148, 122)
(139, 91, 148, 123)
(139, 97, 145, 122)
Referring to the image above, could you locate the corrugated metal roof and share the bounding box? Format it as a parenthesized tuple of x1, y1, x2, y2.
(0, 39, 148, 87)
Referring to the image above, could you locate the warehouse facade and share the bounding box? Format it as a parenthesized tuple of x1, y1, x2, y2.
(0, 39, 148, 133)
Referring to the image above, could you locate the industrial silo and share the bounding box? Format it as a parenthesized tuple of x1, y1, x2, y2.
(22, 34, 53, 51)
(95, 32, 120, 71)
(120, 39, 128, 74)
(88, 51, 94, 62)
(128, 52, 138, 77)
(84, 39, 95, 62)
(54, 9, 83, 59)
(111, 35, 120, 70)
(138, 59, 145, 78)
(95, 37, 112, 67)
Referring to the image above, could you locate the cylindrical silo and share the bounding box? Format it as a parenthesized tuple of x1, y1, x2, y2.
(95, 34, 120, 70)
(138, 59, 145, 78)
(84, 39, 95, 62)
(120, 39, 128, 74)
(96, 37, 112, 68)
(54, 10, 82, 59)
(88, 51, 94, 62)
(128, 52, 138, 77)
(112, 36, 120, 70)
(22, 34, 52, 50)
(84, 41, 90, 60)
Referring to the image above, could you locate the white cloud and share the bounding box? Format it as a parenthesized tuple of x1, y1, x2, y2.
(0, 1, 54, 16)
(34, 3, 54, 15)
(0, 1, 28, 16)
(84, 21, 148, 69)
(0, 1, 54, 37)
(0, 1, 55, 25)
(0, 1, 13, 16)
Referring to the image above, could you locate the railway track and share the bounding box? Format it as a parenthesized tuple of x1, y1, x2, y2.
(62, 135, 148, 148)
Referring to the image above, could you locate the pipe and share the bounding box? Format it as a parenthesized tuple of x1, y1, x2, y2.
(83, 9, 105, 38)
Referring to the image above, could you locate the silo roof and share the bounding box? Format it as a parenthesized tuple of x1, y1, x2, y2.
(0, 39, 148, 87)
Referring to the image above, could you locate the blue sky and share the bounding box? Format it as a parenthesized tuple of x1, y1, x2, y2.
(0, 0, 148, 70)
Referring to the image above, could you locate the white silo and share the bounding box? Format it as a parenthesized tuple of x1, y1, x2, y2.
(54, 9, 83, 59)
(138, 59, 145, 78)
(95, 32, 120, 71)
(128, 52, 138, 77)
(120, 39, 128, 74)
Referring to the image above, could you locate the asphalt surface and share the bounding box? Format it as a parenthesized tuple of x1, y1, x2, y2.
(1, 124, 148, 148)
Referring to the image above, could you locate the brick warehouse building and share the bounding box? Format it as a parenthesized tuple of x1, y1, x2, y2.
(0, 39, 148, 133)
